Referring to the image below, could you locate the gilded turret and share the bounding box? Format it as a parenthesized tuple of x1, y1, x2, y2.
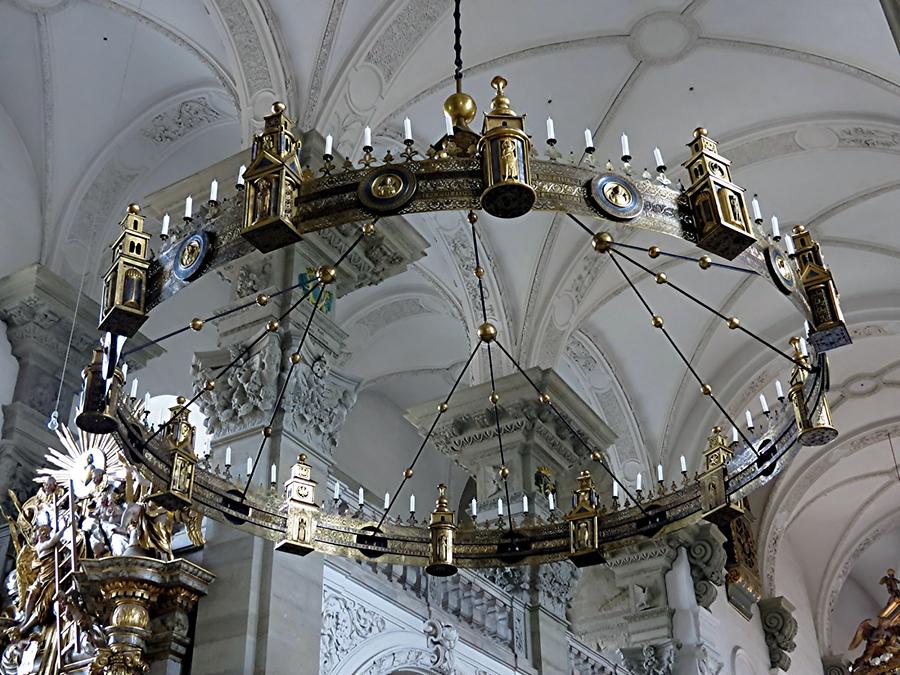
(565, 470, 604, 567)
(276, 454, 319, 556)
(426, 484, 457, 577)
(99, 204, 151, 337)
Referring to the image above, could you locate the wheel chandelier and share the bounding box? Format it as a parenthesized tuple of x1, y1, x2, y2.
(73, 1, 850, 576)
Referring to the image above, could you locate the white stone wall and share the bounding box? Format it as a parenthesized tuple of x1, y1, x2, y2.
(774, 540, 825, 675)
(0, 321, 17, 432)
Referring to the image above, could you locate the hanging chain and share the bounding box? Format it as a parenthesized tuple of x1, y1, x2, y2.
(453, 0, 463, 88)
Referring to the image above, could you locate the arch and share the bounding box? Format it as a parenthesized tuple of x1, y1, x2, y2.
(732, 646, 762, 675)
(328, 629, 437, 675)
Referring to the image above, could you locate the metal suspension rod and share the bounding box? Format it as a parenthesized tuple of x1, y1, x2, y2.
(486, 342, 515, 532)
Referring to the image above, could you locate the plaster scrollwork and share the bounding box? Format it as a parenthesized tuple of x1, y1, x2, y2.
(535, 561, 581, 618)
(821, 654, 850, 675)
(320, 593, 388, 674)
(618, 643, 678, 675)
(476, 566, 527, 596)
(697, 643, 724, 675)
(284, 358, 358, 455)
(423, 619, 457, 675)
(142, 97, 222, 144)
(670, 523, 728, 609)
(356, 298, 431, 336)
(758, 596, 798, 672)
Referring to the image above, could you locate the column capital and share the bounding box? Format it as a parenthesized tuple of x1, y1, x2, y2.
(822, 654, 850, 675)
(618, 641, 680, 675)
(668, 521, 728, 609)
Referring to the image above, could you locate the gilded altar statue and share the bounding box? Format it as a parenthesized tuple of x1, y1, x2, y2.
(849, 568, 900, 673)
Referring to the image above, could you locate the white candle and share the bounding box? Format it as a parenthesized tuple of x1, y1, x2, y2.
(548, 493, 555, 510)
(130, 377, 138, 399)
(800, 337, 809, 357)
(584, 128, 594, 149)
(804, 320, 810, 336)
(657, 464, 664, 482)
(613, 481, 619, 498)
(680, 455, 687, 473)
(184, 195, 192, 219)
(497, 498, 504, 516)
(121, 362, 128, 379)
(653, 147, 664, 168)
(636, 473, 642, 491)
(225, 446, 232, 466)
(363, 126, 372, 148)
(358, 487, 364, 506)
(759, 393, 770, 413)
(784, 235, 795, 255)
(546, 117, 555, 141)
(246, 457, 253, 476)
(209, 179, 218, 202)
(444, 111, 454, 137)
(776, 380, 785, 399)
(470, 498, 477, 517)
(270, 463, 277, 483)
(409, 494, 415, 513)
(732, 426, 739, 444)
(384, 492, 390, 509)
(745, 409, 754, 429)
(620, 132, 630, 157)
(161, 213, 170, 237)
(237, 164, 246, 186)
(403, 117, 412, 141)
(324, 134, 333, 156)
(751, 195, 762, 221)
(522, 495, 529, 513)
(771, 215, 780, 238)
(143, 391, 151, 409)
(333, 480, 340, 500)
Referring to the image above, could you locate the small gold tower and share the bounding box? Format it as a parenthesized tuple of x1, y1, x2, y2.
(476, 76, 535, 219)
(565, 470, 604, 567)
(790, 225, 851, 351)
(99, 204, 151, 337)
(150, 397, 198, 510)
(681, 128, 756, 260)
(699, 426, 744, 527)
(241, 102, 304, 253)
(788, 337, 838, 446)
(276, 454, 319, 556)
(425, 484, 457, 577)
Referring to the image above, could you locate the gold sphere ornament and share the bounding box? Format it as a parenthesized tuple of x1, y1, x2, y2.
(591, 231, 613, 253)
(489, 391, 500, 405)
(694, 126, 708, 138)
(263, 426, 273, 437)
(698, 255, 712, 270)
(499, 466, 510, 479)
(317, 265, 337, 284)
(701, 383, 712, 396)
(478, 322, 497, 343)
(127, 203, 140, 214)
(362, 222, 376, 237)
(590, 450, 603, 462)
(467, 210, 478, 225)
(539, 393, 551, 405)
(266, 320, 279, 332)
(176, 396, 187, 405)
(204, 379, 216, 391)
(256, 293, 269, 306)
(438, 402, 449, 413)
(190, 318, 204, 331)
(656, 272, 667, 284)
(290, 352, 302, 365)
(726, 316, 740, 329)
(404, 467, 414, 479)
(651, 315, 664, 328)
(272, 101, 286, 113)
(712, 425, 722, 434)
(444, 92, 477, 129)
(474, 265, 485, 279)
(648, 245, 661, 258)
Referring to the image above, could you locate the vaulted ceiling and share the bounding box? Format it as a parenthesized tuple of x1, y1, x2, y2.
(1, 0, 898, 659)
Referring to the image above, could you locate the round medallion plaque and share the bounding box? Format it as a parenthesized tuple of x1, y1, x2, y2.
(173, 232, 210, 281)
(587, 173, 644, 220)
(764, 245, 796, 295)
(357, 165, 417, 215)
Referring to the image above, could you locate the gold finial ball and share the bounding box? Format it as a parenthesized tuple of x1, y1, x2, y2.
(362, 222, 376, 237)
(712, 425, 722, 434)
(467, 210, 478, 225)
(701, 383, 712, 396)
(698, 255, 712, 270)
(499, 466, 510, 479)
(438, 402, 449, 413)
(290, 352, 302, 364)
(648, 245, 661, 258)
(127, 203, 140, 214)
(489, 391, 500, 405)
(726, 316, 740, 329)
(272, 101, 286, 114)
(298, 453, 307, 463)
(443, 92, 477, 128)
(490, 75, 508, 95)
(651, 315, 664, 328)
(656, 272, 667, 285)
(263, 426, 273, 437)
(256, 293, 269, 307)
(190, 318, 204, 331)
(318, 265, 337, 284)
(266, 320, 279, 332)
(539, 393, 551, 405)
(176, 396, 187, 405)
(404, 467, 414, 479)
(474, 265, 485, 279)
(693, 127, 708, 138)
(478, 322, 497, 343)
(590, 450, 603, 462)
(204, 379, 216, 391)
(793, 224, 807, 235)
(591, 231, 613, 253)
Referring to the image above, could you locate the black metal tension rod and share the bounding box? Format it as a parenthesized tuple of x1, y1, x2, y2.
(375, 341, 481, 531)
(492, 339, 651, 516)
(607, 250, 759, 456)
(565, 213, 759, 275)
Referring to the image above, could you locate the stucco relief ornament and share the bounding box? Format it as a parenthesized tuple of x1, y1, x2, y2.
(320, 593, 387, 673)
(424, 619, 458, 674)
(284, 363, 357, 453)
